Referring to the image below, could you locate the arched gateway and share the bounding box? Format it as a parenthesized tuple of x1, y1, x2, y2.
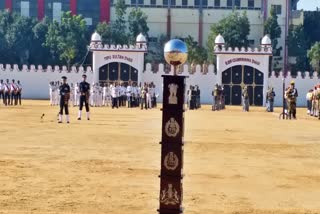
(214, 34, 272, 106)
(89, 32, 147, 85)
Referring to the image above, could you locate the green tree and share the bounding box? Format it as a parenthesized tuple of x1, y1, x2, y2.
(96, 22, 112, 44)
(128, 8, 149, 43)
(0, 11, 37, 64)
(307, 42, 320, 72)
(31, 17, 52, 65)
(45, 12, 88, 68)
(185, 35, 208, 64)
(264, 6, 282, 70)
(145, 34, 167, 63)
(112, 0, 128, 45)
(207, 11, 250, 62)
(288, 24, 307, 72)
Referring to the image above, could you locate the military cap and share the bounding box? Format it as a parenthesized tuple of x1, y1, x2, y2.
(61, 76, 67, 80)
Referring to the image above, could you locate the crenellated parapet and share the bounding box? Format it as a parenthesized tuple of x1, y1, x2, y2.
(0, 64, 93, 73)
(89, 43, 147, 52)
(144, 63, 216, 75)
(214, 46, 272, 55)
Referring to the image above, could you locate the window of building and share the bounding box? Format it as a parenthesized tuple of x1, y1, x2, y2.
(151, 0, 156, 5)
(149, 37, 158, 42)
(249, 39, 254, 45)
(138, 0, 144, 4)
(272, 5, 282, 15)
(234, 0, 240, 7)
(21, 1, 30, 17)
(214, 0, 220, 7)
(84, 18, 93, 26)
(194, 0, 200, 6)
(227, 0, 232, 7)
(203, 0, 208, 6)
(52, 2, 62, 22)
(171, 0, 176, 6)
(248, 0, 254, 8)
(163, 0, 168, 6)
(182, 0, 188, 6)
(131, 0, 136, 4)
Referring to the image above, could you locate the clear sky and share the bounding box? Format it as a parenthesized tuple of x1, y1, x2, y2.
(297, 0, 320, 11)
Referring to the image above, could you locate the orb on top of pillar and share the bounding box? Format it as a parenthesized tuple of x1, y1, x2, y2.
(164, 39, 188, 68)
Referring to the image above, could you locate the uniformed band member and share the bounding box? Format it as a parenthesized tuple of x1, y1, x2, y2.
(285, 80, 298, 119)
(306, 89, 313, 115)
(58, 76, 71, 123)
(0, 79, 4, 104)
(16, 80, 22, 105)
(266, 87, 276, 112)
(4, 79, 11, 106)
(78, 74, 90, 120)
(212, 84, 225, 111)
(242, 85, 249, 112)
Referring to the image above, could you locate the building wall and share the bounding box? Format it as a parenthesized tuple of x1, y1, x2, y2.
(0, 63, 317, 108)
(0, 1, 4, 10)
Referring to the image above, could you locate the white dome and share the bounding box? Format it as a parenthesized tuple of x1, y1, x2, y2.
(261, 35, 272, 46)
(136, 33, 147, 43)
(215, 34, 225, 45)
(91, 32, 101, 42)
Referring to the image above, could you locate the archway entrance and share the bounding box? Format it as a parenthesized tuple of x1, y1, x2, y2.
(222, 65, 264, 106)
(99, 62, 138, 85)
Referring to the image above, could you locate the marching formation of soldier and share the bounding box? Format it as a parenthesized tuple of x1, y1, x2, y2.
(187, 85, 201, 110)
(49, 78, 158, 123)
(211, 84, 225, 111)
(306, 84, 320, 119)
(0, 79, 22, 106)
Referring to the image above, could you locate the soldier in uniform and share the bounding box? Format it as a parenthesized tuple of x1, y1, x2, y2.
(212, 84, 219, 111)
(10, 79, 18, 105)
(58, 76, 71, 123)
(0, 80, 4, 105)
(16, 80, 22, 105)
(74, 82, 80, 106)
(242, 85, 249, 112)
(285, 80, 298, 119)
(315, 85, 320, 119)
(4, 79, 11, 106)
(78, 74, 91, 120)
(266, 87, 276, 112)
(111, 83, 119, 109)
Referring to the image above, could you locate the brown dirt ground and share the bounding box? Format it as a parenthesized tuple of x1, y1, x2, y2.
(0, 100, 320, 214)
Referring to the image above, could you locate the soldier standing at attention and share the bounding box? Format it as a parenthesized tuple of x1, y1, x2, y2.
(285, 81, 298, 119)
(212, 84, 219, 111)
(242, 85, 249, 112)
(4, 79, 11, 106)
(16, 80, 22, 105)
(266, 87, 276, 112)
(58, 76, 71, 123)
(78, 74, 90, 120)
(0, 80, 4, 105)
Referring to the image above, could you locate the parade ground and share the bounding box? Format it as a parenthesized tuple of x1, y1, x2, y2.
(1, 100, 320, 214)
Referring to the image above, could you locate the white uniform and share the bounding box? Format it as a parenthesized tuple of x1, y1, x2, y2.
(147, 86, 152, 108)
(103, 86, 111, 106)
(49, 83, 54, 105)
(74, 84, 80, 106)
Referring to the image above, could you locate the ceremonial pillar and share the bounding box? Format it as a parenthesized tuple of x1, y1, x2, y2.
(158, 39, 188, 214)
